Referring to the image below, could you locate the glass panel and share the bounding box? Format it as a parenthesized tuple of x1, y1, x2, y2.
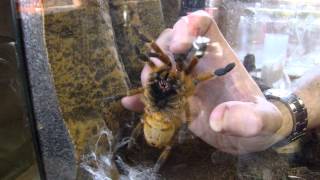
(17, 0, 320, 179)
(0, 0, 40, 179)
(224, 0, 320, 88)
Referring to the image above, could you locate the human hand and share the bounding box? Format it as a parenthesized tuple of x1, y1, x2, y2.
(122, 11, 293, 154)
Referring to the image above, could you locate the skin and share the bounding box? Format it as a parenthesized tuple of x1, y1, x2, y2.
(293, 70, 320, 129)
(121, 11, 320, 154)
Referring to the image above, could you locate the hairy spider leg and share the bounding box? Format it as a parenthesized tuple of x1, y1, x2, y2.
(154, 145, 172, 172)
(174, 54, 187, 72)
(132, 26, 170, 69)
(132, 26, 152, 43)
(153, 132, 179, 173)
(135, 40, 172, 70)
(127, 120, 143, 150)
(134, 44, 158, 70)
(185, 56, 199, 75)
(193, 62, 236, 84)
(153, 101, 192, 172)
(127, 87, 144, 96)
(178, 101, 192, 144)
(102, 86, 144, 103)
(123, 87, 145, 150)
(149, 42, 172, 67)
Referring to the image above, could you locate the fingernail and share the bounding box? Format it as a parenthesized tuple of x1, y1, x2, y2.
(210, 117, 222, 132)
(210, 105, 228, 132)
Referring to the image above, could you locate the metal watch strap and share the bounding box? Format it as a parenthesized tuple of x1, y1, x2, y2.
(264, 90, 308, 147)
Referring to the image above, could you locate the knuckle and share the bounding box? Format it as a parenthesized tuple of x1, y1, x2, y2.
(158, 28, 173, 39)
(161, 28, 173, 34)
(180, 11, 214, 36)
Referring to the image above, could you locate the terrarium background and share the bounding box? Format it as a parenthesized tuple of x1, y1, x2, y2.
(42, 0, 320, 179)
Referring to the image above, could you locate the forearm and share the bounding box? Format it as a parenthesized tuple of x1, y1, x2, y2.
(292, 68, 320, 129)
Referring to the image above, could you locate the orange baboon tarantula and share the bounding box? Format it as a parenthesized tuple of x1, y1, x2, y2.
(127, 30, 235, 172)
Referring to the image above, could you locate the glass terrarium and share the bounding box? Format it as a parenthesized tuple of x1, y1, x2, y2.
(2, 0, 320, 179)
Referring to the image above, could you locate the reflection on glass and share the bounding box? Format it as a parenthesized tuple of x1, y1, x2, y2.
(227, 1, 320, 88)
(34, 0, 320, 179)
(0, 0, 40, 179)
(44, 0, 82, 13)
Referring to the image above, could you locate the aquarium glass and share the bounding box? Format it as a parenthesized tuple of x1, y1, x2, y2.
(0, 0, 41, 179)
(14, 0, 320, 179)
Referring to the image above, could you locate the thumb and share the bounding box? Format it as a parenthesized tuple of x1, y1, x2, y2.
(209, 101, 280, 137)
(121, 94, 144, 113)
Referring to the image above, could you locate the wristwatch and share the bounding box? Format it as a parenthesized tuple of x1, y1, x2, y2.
(264, 89, 308, 147)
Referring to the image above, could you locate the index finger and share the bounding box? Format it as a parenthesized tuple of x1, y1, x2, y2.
(170, 10, 223, 53)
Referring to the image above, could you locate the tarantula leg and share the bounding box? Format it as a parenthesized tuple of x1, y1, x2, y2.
(134, 48, 157, 70)
(153, 101, 194, 171)
(103, 87, 144, 103)
(178, 103, 191, 144)
(149, 42, 172, 67)
(193, 62, 236, 84)
(148, 52, 160, 58)
(185, 56, 199, 74)
(126, 87, 144, 96)
(174, 54, 186, 72)
(132, 26, 152, 43)
(134, 45, 147, 59)
(194, 72, 215, 83)
(153, 144, 173, 172)
(178, 123, 189, 144)
(132, 26, 171, 67)
(214, 62, 236, 76)
(147, 61, 157, 70)
(134, 46, 167, 72)
(127, 120, 143, 150)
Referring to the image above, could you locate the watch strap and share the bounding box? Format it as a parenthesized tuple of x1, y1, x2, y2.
(264, 90, 308, 147)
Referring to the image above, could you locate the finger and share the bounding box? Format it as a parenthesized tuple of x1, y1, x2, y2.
(121, 94, 144, 112)
(141, 64, 152, 87)
(209, 101, 263, 137)
(170, 10, 216, 53)
(209, 101, 282, 137)
(155, 28, 173, 51)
